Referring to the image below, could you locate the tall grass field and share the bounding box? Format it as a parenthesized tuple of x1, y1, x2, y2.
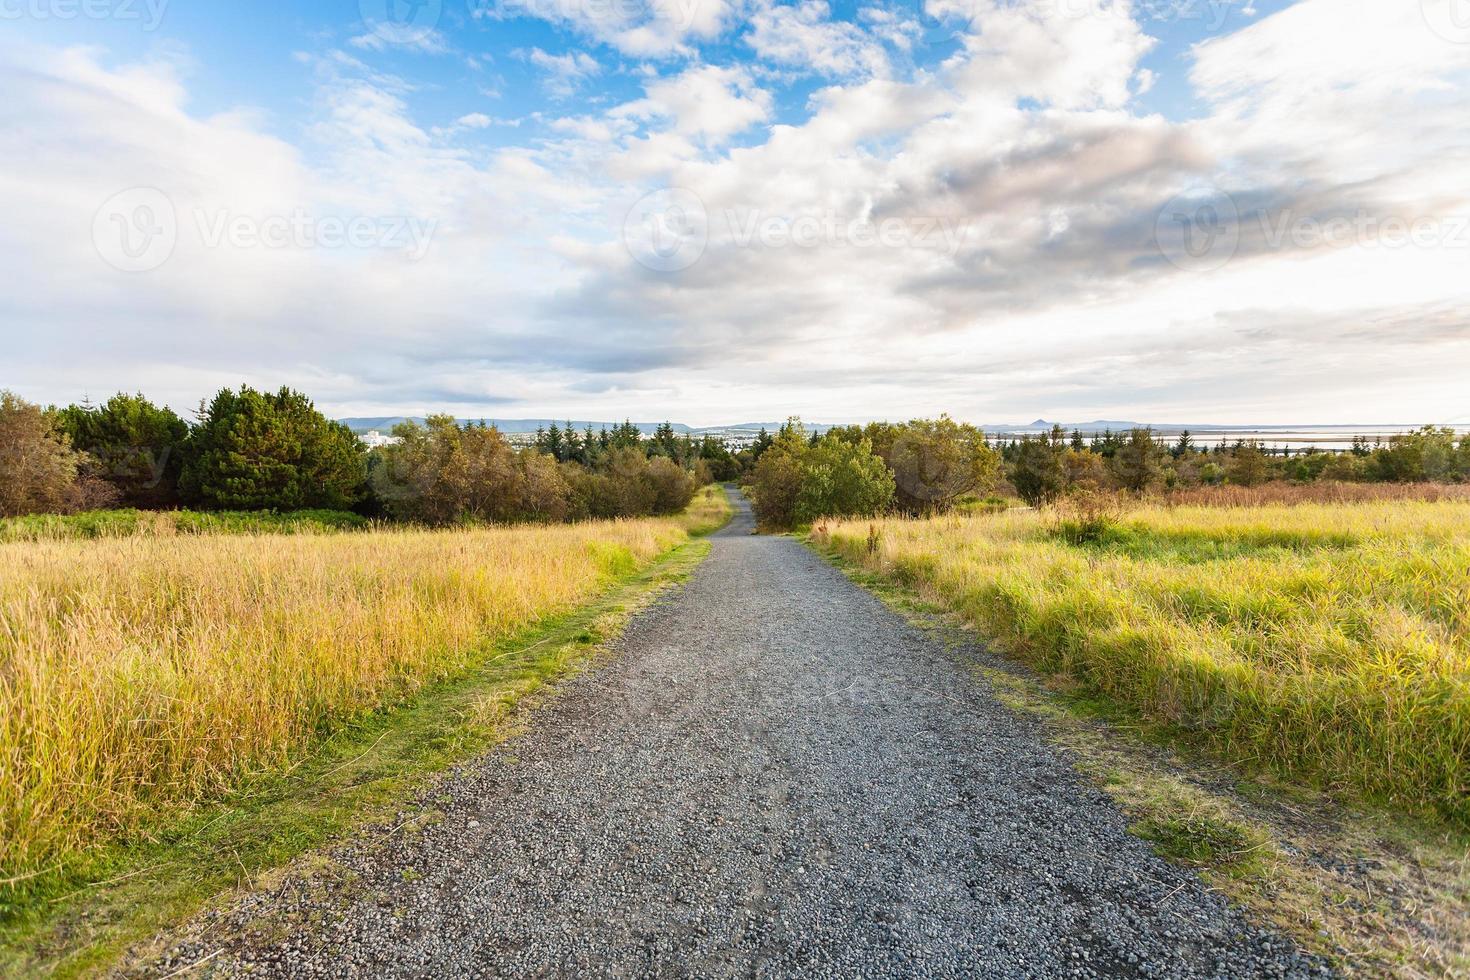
(814, 500, 1470, 825)
(0, 494, 725, 880)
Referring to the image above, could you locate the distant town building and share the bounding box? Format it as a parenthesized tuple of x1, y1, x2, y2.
(360, 430, 401, 449)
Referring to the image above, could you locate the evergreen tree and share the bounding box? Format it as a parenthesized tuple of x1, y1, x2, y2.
(1172, 430, 1194, 458)
(55, 392, 189, 507)
(1009, 435, 1065, 507)
(751, 427, 774, 460)
(580, 424, 598, 466)
(179, 386, 365, 511)
(1111, 428, 1164, 492)
(544, 422, 565, 462)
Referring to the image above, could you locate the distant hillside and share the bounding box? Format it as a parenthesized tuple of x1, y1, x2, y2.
(339, 418, 835, 436)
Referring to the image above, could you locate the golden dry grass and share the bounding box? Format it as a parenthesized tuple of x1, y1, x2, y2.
(1159, 481, 1470, 508)
(814, 500, 1470, 825)
(0, 515, 699, 878)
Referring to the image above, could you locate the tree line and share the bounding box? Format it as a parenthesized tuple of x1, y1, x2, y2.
(0, 388, 708, 524)
(743, 418, 1470, 527)
(6, 389, 1465, 527)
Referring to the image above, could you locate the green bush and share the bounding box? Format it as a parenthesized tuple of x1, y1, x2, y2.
(748, 420, 894, 529)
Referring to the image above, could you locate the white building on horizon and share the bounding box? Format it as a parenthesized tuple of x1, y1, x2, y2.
(360, 430, 401, 449)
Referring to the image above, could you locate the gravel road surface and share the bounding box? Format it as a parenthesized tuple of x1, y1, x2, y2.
(137, 488, 1329, 978)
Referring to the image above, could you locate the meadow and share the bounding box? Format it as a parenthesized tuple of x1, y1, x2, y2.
(0, 508, 370, 542)
(0, 488, 727, 880)
(814, 499, 1470, 825)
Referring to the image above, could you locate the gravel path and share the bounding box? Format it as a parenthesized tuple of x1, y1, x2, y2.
(137, 488, 1329, 978)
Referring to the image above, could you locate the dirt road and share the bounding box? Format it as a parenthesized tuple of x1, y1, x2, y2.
(137, 488, 1326, 978)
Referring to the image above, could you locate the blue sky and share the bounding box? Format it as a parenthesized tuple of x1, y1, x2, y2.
(7, 0, 1293, 140)
(2, 0, 1468, 425)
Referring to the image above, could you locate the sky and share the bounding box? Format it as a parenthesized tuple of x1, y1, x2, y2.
(2, 0, 1468, 426)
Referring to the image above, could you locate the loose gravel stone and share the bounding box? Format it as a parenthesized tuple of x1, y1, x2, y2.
(130, 489, 1332, 978)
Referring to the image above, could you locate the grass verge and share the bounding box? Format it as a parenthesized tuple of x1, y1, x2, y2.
(0, 508, 370, 541)
(812, 502, 1470, 826)
(817, 550, 1470, 977)
(0, 489, 730, 977)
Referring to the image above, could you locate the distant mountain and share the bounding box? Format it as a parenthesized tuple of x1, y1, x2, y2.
(339, 418, 695, 435)
(992, 419, 1143, 432)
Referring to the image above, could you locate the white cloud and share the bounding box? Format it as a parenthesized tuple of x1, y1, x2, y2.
(524, 48, 602, 98)
(477, 0, 739, 57)
(348, 27, 452, 55)
(5, 0, 1470, 425)
(580, 64, 774, 178)
(747, 0, 889, 78)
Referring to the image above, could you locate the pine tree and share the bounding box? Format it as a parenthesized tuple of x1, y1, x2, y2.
(1173, 430, 1194, 458)
(179, 386, 364, 511)
(1111, 428, 1164, 493)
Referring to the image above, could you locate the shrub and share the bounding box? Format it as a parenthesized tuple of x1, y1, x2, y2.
(749, 421, 894, 528)
(1224, 441, 1271, 487)
(0, 391, 85, 517)
(794, 437, 895, 524)
(747, 438, 806, 529)
(1051, 490, 1127, 545)
(647, 456, 697, 515)
(372, 417, 572, 525)
(884, 416, 1000, 514)
(1374, 426, 1465, 482)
